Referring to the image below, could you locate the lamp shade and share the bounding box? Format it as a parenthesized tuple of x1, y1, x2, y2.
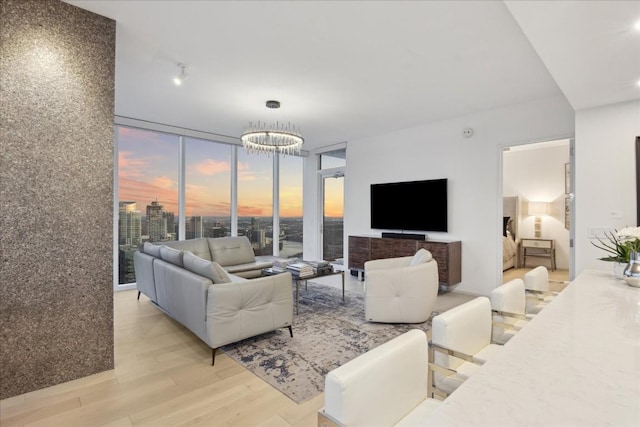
(528, 201, 550, 216)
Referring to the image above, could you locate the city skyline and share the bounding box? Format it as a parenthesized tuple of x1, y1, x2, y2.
(117, 127, 345, 218)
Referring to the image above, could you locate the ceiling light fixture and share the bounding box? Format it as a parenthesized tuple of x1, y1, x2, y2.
(173, 63, 188, 86)
(241, 100, 304, 156)
(634, 20, 640, 31)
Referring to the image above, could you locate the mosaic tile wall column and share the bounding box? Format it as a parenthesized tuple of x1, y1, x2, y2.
(0, 0, 115, 399)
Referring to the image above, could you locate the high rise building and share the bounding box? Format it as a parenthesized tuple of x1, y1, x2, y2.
(118, 201, 141, 284)
(164, 211, 176, 237)
(186, 216, 203, 239)
(248, 228, 266, 247)
(118, 201, 141, 246)
(146, 200, 166, 242)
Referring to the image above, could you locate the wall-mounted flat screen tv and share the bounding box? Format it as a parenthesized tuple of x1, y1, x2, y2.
(370, 178, 447, 232)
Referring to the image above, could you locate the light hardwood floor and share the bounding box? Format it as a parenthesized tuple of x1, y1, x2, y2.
(0, 274, 477, 427)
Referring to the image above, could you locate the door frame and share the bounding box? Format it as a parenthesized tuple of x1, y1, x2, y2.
(317, 167, 345, 261)
(499, 137, 575, 282)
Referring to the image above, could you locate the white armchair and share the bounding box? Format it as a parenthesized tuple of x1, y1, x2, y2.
(364, 249, 439, 323)
(318, 329, 441, 427)
(429, 296, 502, 398)
(490, 278, 533, 344)
(524, 266, 558, 314)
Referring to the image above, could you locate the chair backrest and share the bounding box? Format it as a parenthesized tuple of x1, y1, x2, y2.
(491, 278, 526, 316)
(364, 258, 439, 323)
(524, 266, 550, 292)
(432, 296, 492, 371)
(324, 329, 429, 426)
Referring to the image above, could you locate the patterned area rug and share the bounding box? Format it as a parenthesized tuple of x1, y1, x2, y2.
(221, 283, 433, 403)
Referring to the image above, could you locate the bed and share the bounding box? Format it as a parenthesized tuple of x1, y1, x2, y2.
(503, 217, 518, 271)
(502, 196, 519, 271)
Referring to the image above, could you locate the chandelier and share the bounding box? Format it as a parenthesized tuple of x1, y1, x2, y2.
(241, 100, 304, 156)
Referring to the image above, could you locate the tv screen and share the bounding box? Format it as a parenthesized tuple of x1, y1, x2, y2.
(370, 178, 447, 232)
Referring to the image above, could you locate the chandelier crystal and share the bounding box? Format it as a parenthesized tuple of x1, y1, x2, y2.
(241, 121, 304, 156)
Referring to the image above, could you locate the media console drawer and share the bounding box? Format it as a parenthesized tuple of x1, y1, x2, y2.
(348, 235, 461, 289)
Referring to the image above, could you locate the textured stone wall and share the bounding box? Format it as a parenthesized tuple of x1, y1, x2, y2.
(0, 0, 115, 399)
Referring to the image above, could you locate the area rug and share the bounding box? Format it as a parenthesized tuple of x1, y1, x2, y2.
(221, 283, 434, 403)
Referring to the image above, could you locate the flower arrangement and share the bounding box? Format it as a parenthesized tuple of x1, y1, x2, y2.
(591, 227, 640, 263)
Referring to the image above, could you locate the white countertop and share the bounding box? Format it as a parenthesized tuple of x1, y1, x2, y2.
(428, 269, 640, 426)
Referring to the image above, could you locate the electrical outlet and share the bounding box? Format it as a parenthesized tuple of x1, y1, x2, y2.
(610, 210, 623, 219)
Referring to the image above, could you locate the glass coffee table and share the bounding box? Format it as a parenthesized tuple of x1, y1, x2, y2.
(262, 267, 345, 314)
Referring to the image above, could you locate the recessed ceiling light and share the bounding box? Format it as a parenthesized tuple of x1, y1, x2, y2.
(635, 20, 640, 31)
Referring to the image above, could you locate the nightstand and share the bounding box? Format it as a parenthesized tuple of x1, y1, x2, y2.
(521, 238, 556, 271)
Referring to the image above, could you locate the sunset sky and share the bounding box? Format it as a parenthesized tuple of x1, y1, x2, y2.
(117, 127, 344, 218)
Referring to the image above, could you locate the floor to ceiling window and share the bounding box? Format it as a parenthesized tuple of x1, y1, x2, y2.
(184, 137, 232, 239)
(115, 123, 306, 288)
(236, 149, 274, 255)
(114, 126, 303, 285)
(116, 127, 179, 285)
(278, 154, 304, 258)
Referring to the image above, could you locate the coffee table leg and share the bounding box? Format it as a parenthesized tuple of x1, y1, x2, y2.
(341, 271, 345, 302)
(295, 279, 299, 315)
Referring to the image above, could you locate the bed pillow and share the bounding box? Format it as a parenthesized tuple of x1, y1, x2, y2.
(183, 251, 231, 284)
(409, 248, 433, 265)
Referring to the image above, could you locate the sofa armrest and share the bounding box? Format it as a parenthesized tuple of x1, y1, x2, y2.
(153, 259, 212, 343)
(133, 251, 158, 302)
(205, 272, 294, 349)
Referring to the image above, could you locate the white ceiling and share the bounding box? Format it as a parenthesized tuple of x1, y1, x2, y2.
(66, 0, 640, 152)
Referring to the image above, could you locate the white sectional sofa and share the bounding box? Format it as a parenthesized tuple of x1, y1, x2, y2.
(133, 236, 293, 365)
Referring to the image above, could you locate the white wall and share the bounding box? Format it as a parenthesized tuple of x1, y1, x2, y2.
(503, 142, 571, 269)
(575, 100, 640, 274)
(342, 94, 575, 296)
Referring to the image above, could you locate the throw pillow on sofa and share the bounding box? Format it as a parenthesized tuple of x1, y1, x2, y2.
(409, 248, 433, 266)
(160, 245, 184, 267)
(183, 251, 232, 284)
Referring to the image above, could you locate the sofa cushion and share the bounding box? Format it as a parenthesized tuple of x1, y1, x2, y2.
(162, 238, 212, 261)
(160, 245, 184, 267)
(183, 252, 231, 284)
(409, 248, 432, 265)
(208, 236, 255, 266)
(143, 242, 162, 258)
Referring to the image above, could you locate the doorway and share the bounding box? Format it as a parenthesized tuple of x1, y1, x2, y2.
(318, 149, 346, 263)
(321, 174, 344, 262)
(501, 139, 573, 285)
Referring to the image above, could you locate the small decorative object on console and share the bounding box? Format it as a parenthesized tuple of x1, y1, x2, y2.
(623, 251, 640, 288)
(591, 227, 640, 263)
